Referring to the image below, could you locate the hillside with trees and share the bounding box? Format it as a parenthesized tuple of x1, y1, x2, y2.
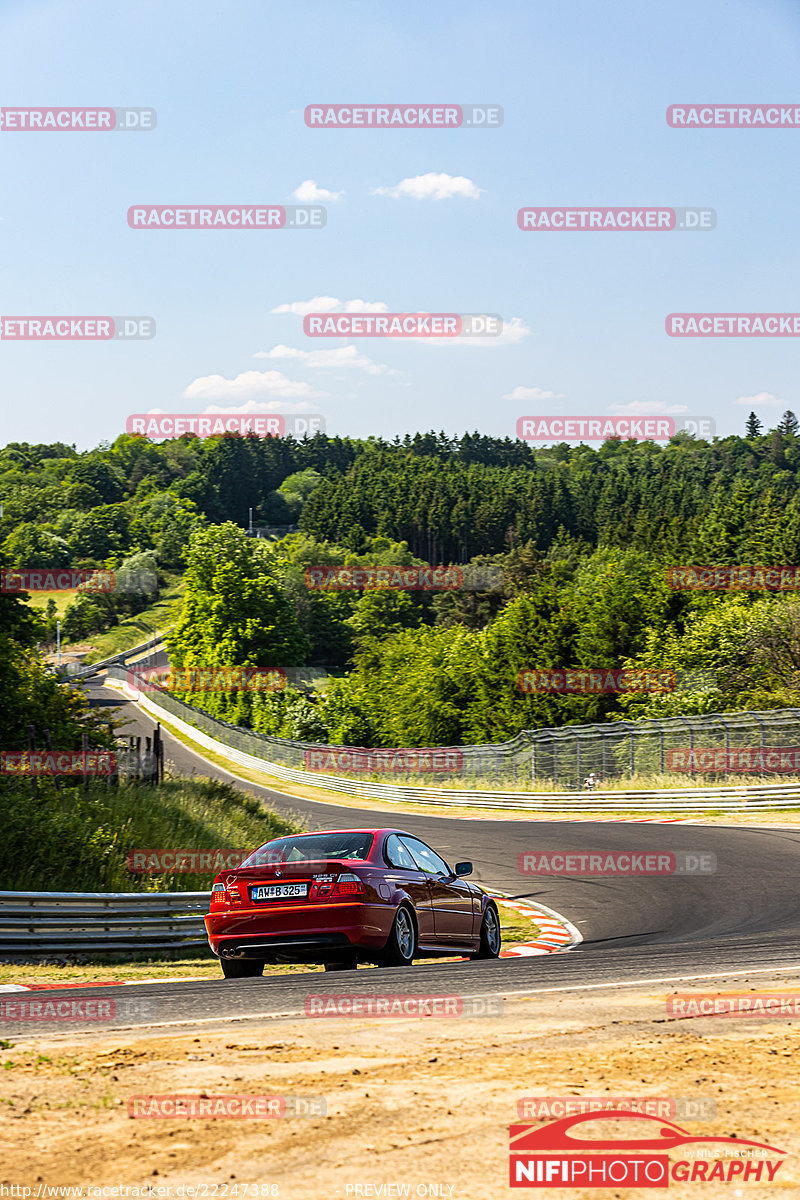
(4, 413, 800, 748)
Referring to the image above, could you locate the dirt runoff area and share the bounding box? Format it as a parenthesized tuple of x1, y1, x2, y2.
(2, 972, 799, 1199)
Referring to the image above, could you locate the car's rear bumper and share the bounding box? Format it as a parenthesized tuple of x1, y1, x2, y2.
(204, 900, 391, 963)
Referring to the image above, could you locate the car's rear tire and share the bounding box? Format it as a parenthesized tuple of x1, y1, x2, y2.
(221, 958, 263, 978)
(381, 905, 417, 967)
(473, 904, 501, 959)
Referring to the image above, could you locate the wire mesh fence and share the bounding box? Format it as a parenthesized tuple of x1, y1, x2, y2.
(108, 667, 800, 791)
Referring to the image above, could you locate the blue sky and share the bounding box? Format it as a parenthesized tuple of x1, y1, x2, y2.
(1, 0, 799, 450)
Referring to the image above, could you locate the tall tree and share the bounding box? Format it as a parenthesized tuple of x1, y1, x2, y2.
(745, 411, 762, 438)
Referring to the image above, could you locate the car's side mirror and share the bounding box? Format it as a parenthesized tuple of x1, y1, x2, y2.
(455, 861, 472, 877)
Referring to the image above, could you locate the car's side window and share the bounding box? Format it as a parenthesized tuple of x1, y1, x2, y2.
(384, 834, 418, 870)
(401, 836, 451, 876)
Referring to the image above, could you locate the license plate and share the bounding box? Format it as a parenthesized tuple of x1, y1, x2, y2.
(251, 883, 309, 901)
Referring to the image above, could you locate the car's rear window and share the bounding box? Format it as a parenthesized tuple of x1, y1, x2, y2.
(241, 832, 374, 867)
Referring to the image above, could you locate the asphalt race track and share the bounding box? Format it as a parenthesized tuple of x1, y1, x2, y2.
(10, 673, 799, 1038)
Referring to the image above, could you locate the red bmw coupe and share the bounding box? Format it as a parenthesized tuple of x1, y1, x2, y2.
(204, 827, 501, 977)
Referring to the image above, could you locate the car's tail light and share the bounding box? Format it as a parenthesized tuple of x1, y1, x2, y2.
(332, 872, 365, 897)
(210, 874, 242, 909)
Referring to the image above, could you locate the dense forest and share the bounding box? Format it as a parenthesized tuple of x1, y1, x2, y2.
(4, 413, 800, 748)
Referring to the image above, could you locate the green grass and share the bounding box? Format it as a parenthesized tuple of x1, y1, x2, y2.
(24, 590, 80, 617)
(80, 573, 184, 663)
(0, 774, 302, 892)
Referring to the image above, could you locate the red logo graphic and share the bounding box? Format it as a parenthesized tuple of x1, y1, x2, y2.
(128, 666, 286, 694)
(127, 849, 254, 874)
(304, 748, 464, 773)
(668, 992, 800, 1018)
(509, 1111, 785, 1187)
(1, 751, 116, 777)
(667, 565, 800, 590)
(668, 747, 800, 773)
(667, 313, 800, 336)
(0, 568, 115, 593)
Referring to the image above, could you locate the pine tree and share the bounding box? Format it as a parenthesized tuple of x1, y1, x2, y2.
(745, 411, 762, 438)
(779, 411, 799, 436)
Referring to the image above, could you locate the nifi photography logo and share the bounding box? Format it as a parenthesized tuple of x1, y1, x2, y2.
(509, 1110, 786, 1187)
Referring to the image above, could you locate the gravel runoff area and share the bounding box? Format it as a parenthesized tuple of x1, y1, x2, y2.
(1, 970, 798, 1198)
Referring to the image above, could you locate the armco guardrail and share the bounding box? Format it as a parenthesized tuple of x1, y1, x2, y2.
(106, 666, 800, 791)
(55, 629, 171, 681)
(0, 891, 210, 958)
(105, 673, 800, 814)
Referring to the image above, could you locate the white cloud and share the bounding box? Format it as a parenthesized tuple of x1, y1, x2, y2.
(270, 296, 389, 315)
(182, 370, 324, 401)
(735, 391, 783, 407)
(372, 172, 482, 201)
(342, 299, 389, 313)
(199, 399, 320, 415)
(291, 179, 344, 203)
(423, 316, 532, 348)
(503, 386, 565, 401)
(608, 400, 688, 414)
(253, 344, 397, 375)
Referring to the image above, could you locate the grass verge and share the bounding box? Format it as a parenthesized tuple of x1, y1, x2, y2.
(79, 573, 184, 664)
(0, 775, 301, 893)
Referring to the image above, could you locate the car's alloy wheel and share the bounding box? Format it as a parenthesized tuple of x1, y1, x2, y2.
(221, 957, 264, 978)
(381, 905, 417, 966)
(474, 905, 501, 958)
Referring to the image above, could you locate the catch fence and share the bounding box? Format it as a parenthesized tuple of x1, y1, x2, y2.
(107, 667, 800, 790)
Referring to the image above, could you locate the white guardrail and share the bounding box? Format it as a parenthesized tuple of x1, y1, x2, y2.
(0, 891, 210, 957)
(109, 679, 800, 814)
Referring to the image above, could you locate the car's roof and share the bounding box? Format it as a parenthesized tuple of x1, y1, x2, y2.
(264, 828, 410, 838)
